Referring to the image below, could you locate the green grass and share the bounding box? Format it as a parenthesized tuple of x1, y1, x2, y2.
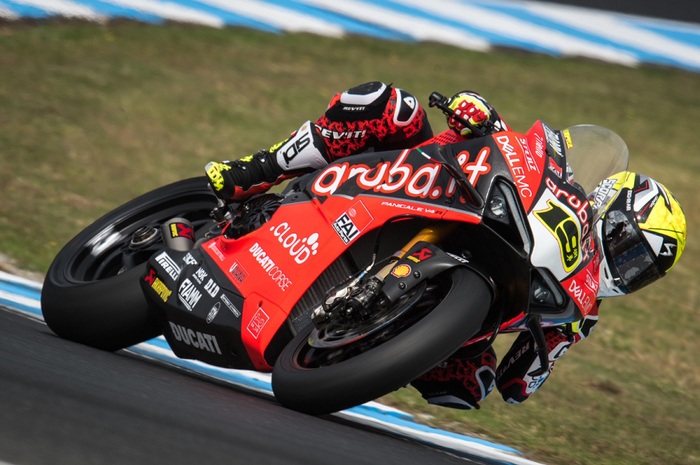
(1, 21, 699, 465)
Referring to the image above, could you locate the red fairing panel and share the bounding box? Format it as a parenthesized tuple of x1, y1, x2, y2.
(204, 192, 480, 370)
(493, 127, 547, 213)
(559, 251, 600, 320)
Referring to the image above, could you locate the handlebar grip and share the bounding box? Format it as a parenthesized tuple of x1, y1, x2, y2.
(428, 91, 449, 108)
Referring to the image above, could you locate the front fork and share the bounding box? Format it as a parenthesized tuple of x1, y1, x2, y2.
(312, 221, 457, 325)
(374, 222, 457, 280)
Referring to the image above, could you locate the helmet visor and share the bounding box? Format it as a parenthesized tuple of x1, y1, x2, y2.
(603, 210, 663, 293)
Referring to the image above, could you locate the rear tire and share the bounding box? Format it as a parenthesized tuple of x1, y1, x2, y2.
(272, 267, 492, 415)
(42, 177, 217, 351)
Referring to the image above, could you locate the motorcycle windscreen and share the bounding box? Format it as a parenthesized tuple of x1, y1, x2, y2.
(561, 125, 629, 195)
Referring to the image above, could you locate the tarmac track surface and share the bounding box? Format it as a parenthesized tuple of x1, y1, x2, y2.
(0, 309, 480, 465)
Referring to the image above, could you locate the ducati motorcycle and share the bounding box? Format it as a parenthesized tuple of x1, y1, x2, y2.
(41, 93, 629, 415)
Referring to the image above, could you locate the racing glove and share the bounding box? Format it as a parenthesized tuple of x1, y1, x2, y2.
(446, 91, 509, 139)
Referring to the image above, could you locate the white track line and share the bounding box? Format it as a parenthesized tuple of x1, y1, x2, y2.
(0, 270, 43, 289)
(196, 0, 345, 37)
(394, 0, 639, 66)
(0, 5, 19, 20)
(99, 0, 224, 27)
(0, 290, 41, 310)
(524, 2, 700, 68)
(7, 0, 102, 20)
(295, 0, 490, 51)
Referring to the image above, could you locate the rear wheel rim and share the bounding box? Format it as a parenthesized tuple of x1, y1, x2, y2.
(55, 180, 216, 284)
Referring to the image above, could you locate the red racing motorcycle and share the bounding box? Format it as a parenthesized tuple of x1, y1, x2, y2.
(41, 93, 628, 415)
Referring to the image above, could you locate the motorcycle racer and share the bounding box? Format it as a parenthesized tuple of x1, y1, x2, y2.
(204, 81, 508, 202)
(204, 82, 686, 410)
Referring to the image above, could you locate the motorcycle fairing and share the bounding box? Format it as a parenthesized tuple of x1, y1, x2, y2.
(523, 122, 600, 321)
(197, 143, 515, 370)
(142, 247, 254, 369)
(148, 121, 598, 370)
(202, 192, 483, 370)
(491, 128, 547, 213)
(307, 141, 504, 211)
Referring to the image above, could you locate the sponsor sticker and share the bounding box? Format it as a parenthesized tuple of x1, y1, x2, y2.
(548, 158, 563, 178)
(192, 267, 208, 284)
(543, 124, 563, 157)
(533, 132, 546, 158)
(407, 247, 433, 263)
(144, 268, 157, 285)
(169, 222, 195, 241)
(311, 150, 443, 200)
(183, 253, 198, 266)
(228, 261, 248, 284)
(207, 242, 225, 261)
(249, 242, 292, 292)
(517, 136, 540, 173)
(568, 279, 594, 314)
(204, 278, 220, 298)
(151, 278, 172, 303)
(206, 302, 221, 324)
(169, 322, 222, 354)
(497, 134, 535, 200)
(447, 252, 469, 264)
(391, 264, 412, 278)
(270, 223, 320, 264)
(144, 269, 173, 302)
(562, 129, 574, 149)
(332, 200, 374, 245)
(247, 308, 270, 339)
(220, 294, 241, 318)
(463, 146, 492, 186)
(178, 278, 202, 311)
(155, 252, 181, 280)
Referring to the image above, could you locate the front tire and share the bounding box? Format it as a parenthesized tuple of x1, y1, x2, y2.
(272, 267, 492, 415)
(42, 177, 217, 351)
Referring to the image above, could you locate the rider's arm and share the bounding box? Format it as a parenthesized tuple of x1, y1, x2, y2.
(495, 302, 600, 404)
(315, 81, 433, 160)
(206, 81, 433, 201)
